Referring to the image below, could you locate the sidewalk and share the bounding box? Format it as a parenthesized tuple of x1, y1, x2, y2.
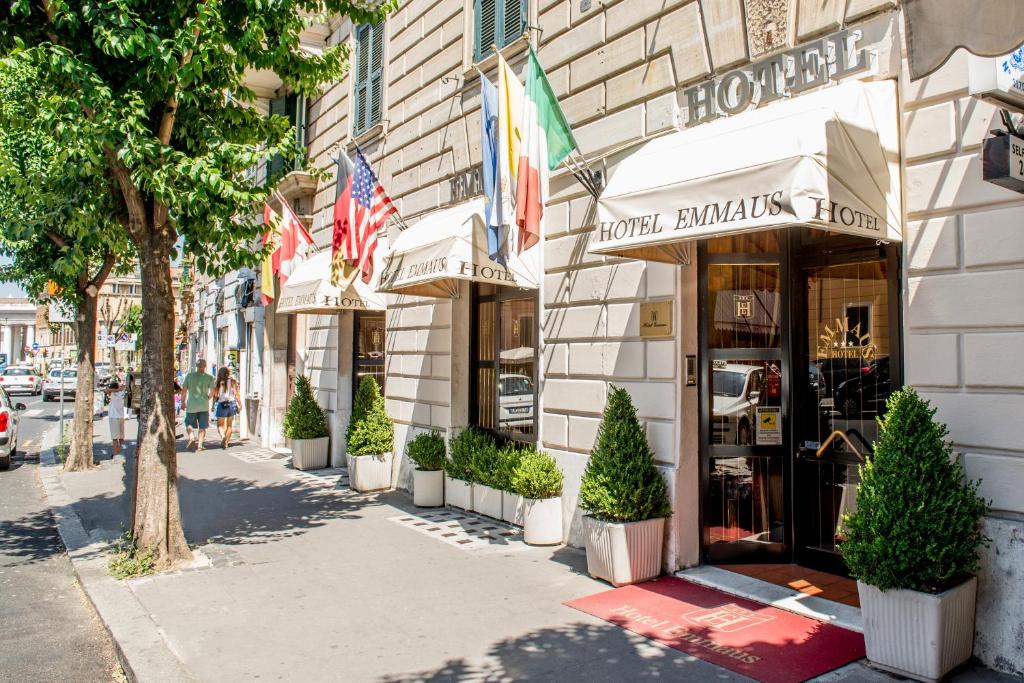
(39, 420, 1016, 683)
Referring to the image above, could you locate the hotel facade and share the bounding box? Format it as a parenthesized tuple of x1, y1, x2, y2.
(188, 1, 1024, 674)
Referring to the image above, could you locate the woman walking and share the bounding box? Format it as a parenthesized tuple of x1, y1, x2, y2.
(210, 367, 242, 449)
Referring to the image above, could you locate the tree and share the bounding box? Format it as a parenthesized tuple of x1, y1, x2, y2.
(1, 0, 395, 568)
(0, 58, 130, 472)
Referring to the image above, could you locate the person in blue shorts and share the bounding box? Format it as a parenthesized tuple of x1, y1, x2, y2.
(182, 359, 214, 451)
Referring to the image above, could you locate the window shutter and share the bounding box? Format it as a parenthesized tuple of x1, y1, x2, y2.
(267, 94, 288, 179)
(476, 0, 497, 62)
(353, 25, 370, 134)
(368, 23, 384, 127)
(502, 0, 526, 47)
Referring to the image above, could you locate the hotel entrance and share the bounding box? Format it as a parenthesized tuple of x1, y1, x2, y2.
(698, 230, 901, 574)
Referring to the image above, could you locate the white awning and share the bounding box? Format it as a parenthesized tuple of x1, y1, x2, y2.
(377, 198, 540, 298)
(591, 80, 902, 263)
(277, 251, 385, 314)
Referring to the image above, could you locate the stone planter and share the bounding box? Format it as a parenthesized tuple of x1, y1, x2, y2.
(291, 436, 329, 471)
(583, 515, 666, 586)
(523, 497, 562, 545)
(857, 577, 977, 682)
(349, 452, 394, 493)
(474, 484, 503, 519)
(413, 468, 444, 508)
(445, 475, 473, 510)
(501, 491, 525, 526)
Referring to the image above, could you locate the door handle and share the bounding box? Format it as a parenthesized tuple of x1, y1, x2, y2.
(816, 430, 863, 460)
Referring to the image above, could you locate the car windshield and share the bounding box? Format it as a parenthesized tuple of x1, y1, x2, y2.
(499, 376, 532, 396)
(62, 370, 77, 378)
(4, 368, 31, 376)
(713, 371, 747, 397)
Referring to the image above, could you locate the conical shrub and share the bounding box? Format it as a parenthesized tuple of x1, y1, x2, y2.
(840, 388, 988, 593)
(282, 375, 329, 440)
(579, 385, 671, 522)
(347, 379, 393, 456)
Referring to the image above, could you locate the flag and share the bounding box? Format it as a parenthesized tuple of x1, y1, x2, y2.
(277, 196, 314, 282)
(480, 74, 506, 265)
(516, 46, 578, 253)
(260, 204, 283, 305)
(496, 52, 524, 237)
(331, 147, 396, 286)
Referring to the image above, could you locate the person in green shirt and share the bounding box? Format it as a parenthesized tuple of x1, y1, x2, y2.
(182, 359, 215, 451)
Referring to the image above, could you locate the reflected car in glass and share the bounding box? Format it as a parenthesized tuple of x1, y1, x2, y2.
(498, 373, 534, 429)
(712, 363, 764, 446)
(834, 357, 891, 418)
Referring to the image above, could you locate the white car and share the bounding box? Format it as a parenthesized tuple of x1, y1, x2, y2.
(498, 373, 534, 429)
(712, 363, 765, 446)
(0, 387, 26, 470)
(43, 369, 78, 402)
(0, 366, 42, 395)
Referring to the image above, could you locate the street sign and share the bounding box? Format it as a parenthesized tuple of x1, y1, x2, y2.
(31, 342, 39, 351)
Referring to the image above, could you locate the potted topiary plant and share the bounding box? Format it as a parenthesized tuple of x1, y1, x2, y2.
(497, 444, 525, 525)
(446, 427, 488, 510)
(511, 447, 563, 545)
(579, 385, 672, 586)
(840, 388, 988, 682)
(346, 376, 394, 492)
(472, 441, 503, 519)
(346, 375, 378, 471)
(283, 375, 330, 471)
(407, 430, 446, 507)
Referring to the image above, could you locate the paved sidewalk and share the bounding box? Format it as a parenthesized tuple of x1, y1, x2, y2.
(40, 421, 1020, 683)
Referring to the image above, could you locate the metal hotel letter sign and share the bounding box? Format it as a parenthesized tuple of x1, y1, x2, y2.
(640, 302, 673, 338)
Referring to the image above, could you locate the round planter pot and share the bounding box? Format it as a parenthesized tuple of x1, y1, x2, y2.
(350, 452, 394, 492)
(858, 577, 977, 682)
(291, 436, 329, 471)
(444, 475, 473, 510)
(583, 515, 665, 586)
(413, 468, 444, 507)
(523, 497, 562, 545)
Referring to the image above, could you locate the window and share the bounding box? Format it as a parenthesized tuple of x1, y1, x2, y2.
(844, 303, 871, 340)
(471, 284, 538, 442)
(267, 92, 306, 181)
(353, 23, 384, 136)
(474, 0, 527, 63)
(354, 312, 385, 396)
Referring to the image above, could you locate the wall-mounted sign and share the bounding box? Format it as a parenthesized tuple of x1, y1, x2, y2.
(969, 48, 1024, 114)
(226, 348, 240, 372)
(639, 302, 673, 338)
(756, 407, 782, 445)
(983, 133, 1024, 194)
(449, 164, 484, 204)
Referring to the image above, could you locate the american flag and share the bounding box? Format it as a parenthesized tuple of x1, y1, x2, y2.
(332, 148, 396, 286)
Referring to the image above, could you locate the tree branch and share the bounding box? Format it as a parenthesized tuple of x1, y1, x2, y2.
(105, 149, 148, 241)
(89, 250, 116, 291)
(45, 230, 68, 249)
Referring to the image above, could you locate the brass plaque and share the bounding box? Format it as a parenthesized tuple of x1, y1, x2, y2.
(639, 302, 673, 338)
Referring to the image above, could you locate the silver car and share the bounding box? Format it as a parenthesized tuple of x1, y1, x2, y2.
(43, 369, 78, 402)
(0, 387, 26, 470)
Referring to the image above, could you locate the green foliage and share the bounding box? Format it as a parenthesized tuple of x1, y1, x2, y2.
(447, 427, 493, 482)
(348, 376, 381, 444)
(511, 447, 563, 500)
(108, 530, 156, 580)
(347, 377, 392, 456)
(473, 441, 503, 488)
(282, 376, 329, 440)
(840, 389, 989, 593)
(492, 443, 525, 492)
(579, 386, 672, 522)
(406, 431, 446, 471)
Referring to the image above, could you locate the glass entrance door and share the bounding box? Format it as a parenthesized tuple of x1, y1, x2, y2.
(794, 257, 897, 573)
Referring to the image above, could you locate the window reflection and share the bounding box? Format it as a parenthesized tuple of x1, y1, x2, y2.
(707, 456, 784, 545)
(354, 312, 385, 396)
(710, 359, 782, 446)
(707, 264, 781, 349)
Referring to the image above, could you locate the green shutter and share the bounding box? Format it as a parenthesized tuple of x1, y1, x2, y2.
(267, 94, 288, 180)
(502, 0, 526, 46)
(475, 0, 497, 62)
(354, 24, 370, 135)
(368, 23, 384, 127)
(354, 23, 384, 135)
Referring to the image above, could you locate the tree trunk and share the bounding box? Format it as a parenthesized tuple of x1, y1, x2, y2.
(131, 234, 192, 568)
(65, 290, 99, 471)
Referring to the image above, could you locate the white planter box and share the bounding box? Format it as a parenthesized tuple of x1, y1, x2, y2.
(445, 475, 473, 510)
(474, 484, 503, 519)
(291, 437, 329, 471)
(523, 497, 562, 545)
(350, 452, 394, 493)
(858, 577, 977, 682)
(501, 491, 525, 526)
(413, 469, 444, 507)
(583, 515, 665, 587)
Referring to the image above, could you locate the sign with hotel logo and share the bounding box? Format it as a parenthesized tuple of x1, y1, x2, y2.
(639, 301, 673, 338)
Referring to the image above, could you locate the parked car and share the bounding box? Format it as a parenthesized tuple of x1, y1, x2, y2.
(0, 366, 42, 395)
(498, 373, 534, 429)
(813, 357, 870, 413)
(95, 362, 112, 387)
(712, 362, 765, 445)
(0, 387, 26, 470)
(834, 357, 892, 419)
(42, 369, 78, 402)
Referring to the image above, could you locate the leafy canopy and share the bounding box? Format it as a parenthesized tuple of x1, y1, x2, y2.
(579, 386, 672, 522)
(282, 375, 329, 440)
(840, 389, 988, 593)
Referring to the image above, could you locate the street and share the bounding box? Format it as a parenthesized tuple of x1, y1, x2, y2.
(0, 392, 123, 682)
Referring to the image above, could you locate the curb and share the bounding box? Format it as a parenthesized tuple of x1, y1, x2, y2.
(38, 441, 197, 683)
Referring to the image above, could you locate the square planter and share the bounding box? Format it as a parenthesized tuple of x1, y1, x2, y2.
(501, 491, 525, 526)
(583, 515, 666, 587)
(349, 452, 394, 493)
(857, 577, 977, 682)
(291, 437, 329, 471)
(413, 468, 444, 507)
(474, 484, 503, 519)
(445, 475, 473, 510)
(523, 497, 562, 545)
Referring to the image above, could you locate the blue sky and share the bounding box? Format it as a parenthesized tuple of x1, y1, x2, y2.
(0, 255, 27, 298)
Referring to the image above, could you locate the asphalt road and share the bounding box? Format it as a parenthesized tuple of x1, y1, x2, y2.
(0, 393, 124, 682)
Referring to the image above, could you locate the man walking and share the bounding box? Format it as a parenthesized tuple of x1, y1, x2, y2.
(182, 359, 214, 451)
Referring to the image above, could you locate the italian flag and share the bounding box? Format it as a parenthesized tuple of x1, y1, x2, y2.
(515, 46, 578, 253)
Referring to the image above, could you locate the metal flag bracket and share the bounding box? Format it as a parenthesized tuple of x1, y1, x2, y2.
(565, 151, 603, 199)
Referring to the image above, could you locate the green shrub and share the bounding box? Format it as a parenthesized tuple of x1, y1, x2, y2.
(282, 375, 329, 440)
(108, 530, 156, 580)
(511, 447, 563, 499)
(579, 385, 671, 522)
(347, 378, 393, 456)
(407, 431, 446, 471)
(347, 376, 381, 443)
(447, 427, 492, 482)
(840, 388, 988, 593)
(492, 443, 525, 492)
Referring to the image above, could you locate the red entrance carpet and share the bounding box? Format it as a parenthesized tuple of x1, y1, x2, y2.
(565, 576, 864, 683)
